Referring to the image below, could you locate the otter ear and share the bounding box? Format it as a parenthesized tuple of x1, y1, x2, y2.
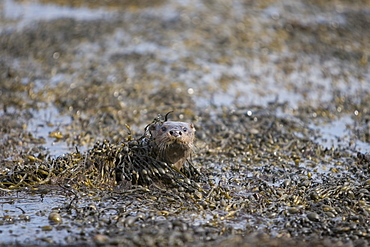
(190, 123, 195, 131)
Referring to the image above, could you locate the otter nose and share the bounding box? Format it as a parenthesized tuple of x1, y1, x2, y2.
(169, 130, 182, 137)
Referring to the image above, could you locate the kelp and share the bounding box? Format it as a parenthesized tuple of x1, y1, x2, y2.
(0, 116, 203, 192)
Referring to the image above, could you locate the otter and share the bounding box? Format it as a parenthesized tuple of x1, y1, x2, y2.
(149, 121, 195, 170)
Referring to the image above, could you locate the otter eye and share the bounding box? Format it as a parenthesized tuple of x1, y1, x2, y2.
(183, 127, 187, 132)
(161, 127, 167, 131)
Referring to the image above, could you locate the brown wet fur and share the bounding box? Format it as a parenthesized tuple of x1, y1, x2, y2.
(149, 121, 195, 170)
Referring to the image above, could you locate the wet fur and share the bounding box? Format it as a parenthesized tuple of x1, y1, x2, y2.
(150, 121, 195, 170)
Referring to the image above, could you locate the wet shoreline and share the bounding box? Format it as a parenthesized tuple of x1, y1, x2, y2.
(1, 0, 370, 246)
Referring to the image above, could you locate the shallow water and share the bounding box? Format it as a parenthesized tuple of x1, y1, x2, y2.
(2, 0, 113, 30)
(0, 193, 69, 245)
(311, 114, 370, 153)
(27, 106, 76, 156)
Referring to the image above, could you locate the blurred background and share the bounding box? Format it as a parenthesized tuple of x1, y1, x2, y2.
(1, 0, 369, 156)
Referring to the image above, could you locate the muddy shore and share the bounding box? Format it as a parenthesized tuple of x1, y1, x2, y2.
(0, 0, 369, 246)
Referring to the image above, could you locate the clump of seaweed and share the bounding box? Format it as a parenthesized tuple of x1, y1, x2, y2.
(0, 113, 203, 193)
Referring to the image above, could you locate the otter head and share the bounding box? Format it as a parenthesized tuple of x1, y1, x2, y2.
(150, 121, 195, 170)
